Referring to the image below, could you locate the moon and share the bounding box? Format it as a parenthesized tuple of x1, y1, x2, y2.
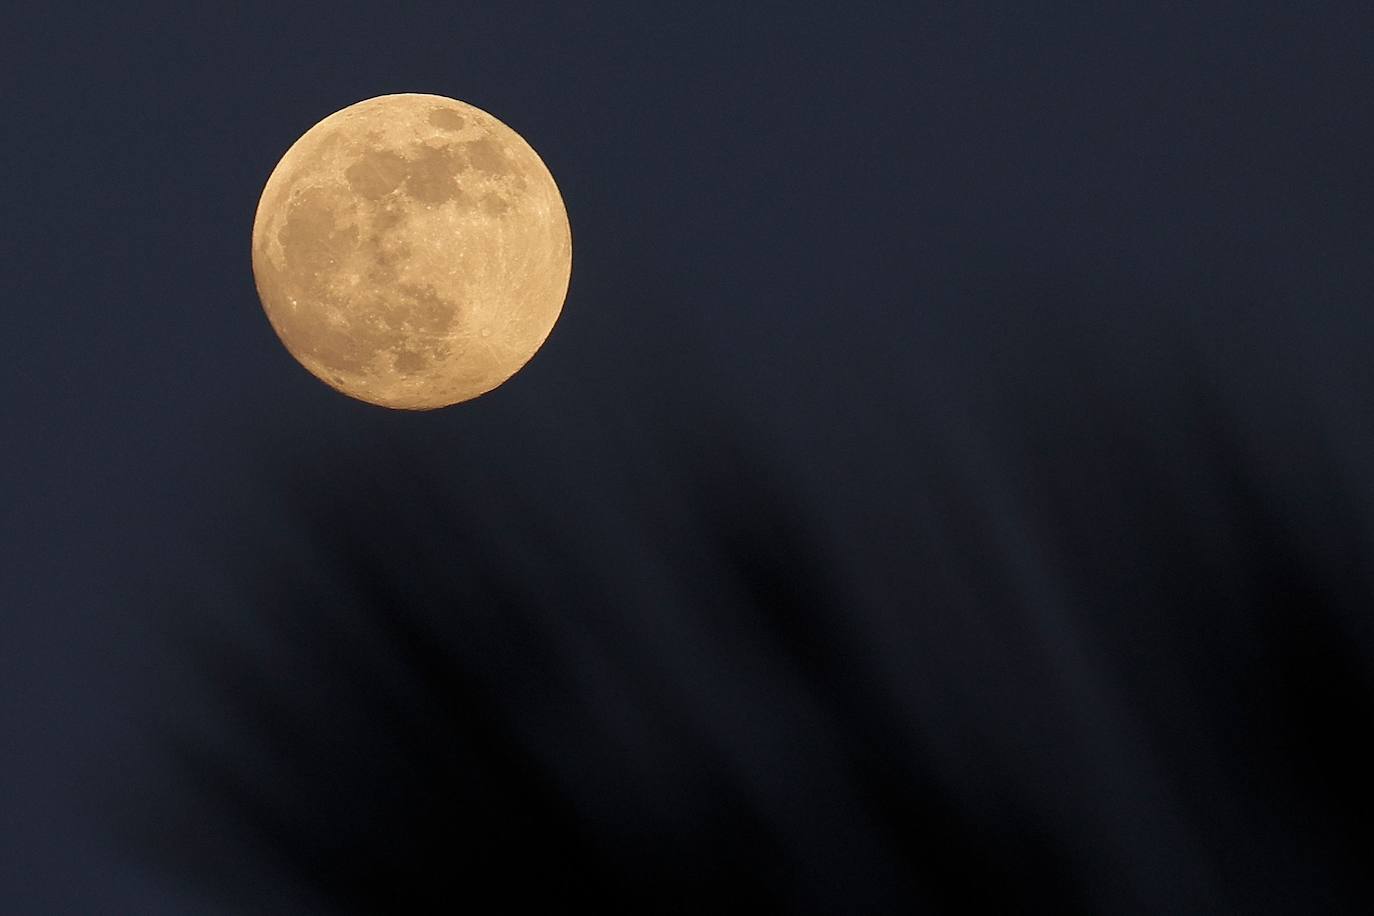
(251, 93, 571, 409)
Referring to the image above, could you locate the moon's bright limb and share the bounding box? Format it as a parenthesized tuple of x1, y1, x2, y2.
(251, 94, 571, 409)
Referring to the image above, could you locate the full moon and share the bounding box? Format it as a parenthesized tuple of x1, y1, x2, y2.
(251, 93, 571, 409)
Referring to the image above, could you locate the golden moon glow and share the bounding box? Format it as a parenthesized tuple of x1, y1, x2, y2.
(251, 93, 571, 409)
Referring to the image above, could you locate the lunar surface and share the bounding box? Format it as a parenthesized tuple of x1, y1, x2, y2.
(251, 93, 571, 409)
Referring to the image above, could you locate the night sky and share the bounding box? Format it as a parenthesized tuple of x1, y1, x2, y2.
(4, 4, 1374, 913)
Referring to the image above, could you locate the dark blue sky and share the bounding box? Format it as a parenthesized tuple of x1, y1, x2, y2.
(4, 4, 1374, 912)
